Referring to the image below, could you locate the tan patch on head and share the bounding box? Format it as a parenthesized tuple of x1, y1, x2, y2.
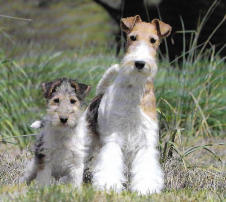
(42, 79, 62, 99)
(47, 92, 81, 127)
(120, 15, 142, 33)
(48, 94, 80, 108)
(70, 80, 91, 100)
(151, 19, 172, 38)
(121, 15, 172, 53)
(127, 22, 160, 51)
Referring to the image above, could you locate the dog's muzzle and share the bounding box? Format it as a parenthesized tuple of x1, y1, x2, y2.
(134, 61, 145, 70)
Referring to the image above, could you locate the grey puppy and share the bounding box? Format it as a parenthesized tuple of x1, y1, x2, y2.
(20, 78, 90, 186)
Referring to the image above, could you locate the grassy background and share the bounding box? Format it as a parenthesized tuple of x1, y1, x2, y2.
(0, 0, 225, 201)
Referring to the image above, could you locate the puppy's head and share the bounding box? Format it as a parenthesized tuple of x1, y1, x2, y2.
(42, 78, 91, 128)
(120, 15, 171, 79)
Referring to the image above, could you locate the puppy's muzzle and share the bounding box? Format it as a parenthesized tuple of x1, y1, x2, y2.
(60, 117, 68, 124)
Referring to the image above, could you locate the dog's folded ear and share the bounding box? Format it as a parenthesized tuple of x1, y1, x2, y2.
(41, 79, 62, 99)
(151, 19, 172, 38)
(77, 83, 91, 99)
(70, 80, 91, 100)
(120, 15, 142, 33)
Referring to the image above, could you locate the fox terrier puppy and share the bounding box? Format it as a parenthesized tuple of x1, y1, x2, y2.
(20, 78, 90, 186)
(78, 15, 171, 195)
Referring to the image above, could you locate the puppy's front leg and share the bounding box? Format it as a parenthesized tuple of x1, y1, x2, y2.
(93, 141, 125, 192)
(59, 165, 84, 187)
(36, 165, 52, 186)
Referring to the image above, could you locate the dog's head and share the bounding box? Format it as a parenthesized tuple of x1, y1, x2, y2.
(120, 15, 171, 79)
(42, 78, 91, 128)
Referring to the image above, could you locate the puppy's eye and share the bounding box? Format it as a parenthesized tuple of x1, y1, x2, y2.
(53, 98, 59, 103)
(150, 38, 156, 44)
(130, 35, 136, 41)
(70, 99, 76, 104)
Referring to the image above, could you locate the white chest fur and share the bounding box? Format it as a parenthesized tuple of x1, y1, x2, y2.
(98, 73, 157, 149)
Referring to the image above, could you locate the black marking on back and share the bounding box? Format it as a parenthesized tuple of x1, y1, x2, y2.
(86, 94, 103, 136)
(34, 133, 45, 169)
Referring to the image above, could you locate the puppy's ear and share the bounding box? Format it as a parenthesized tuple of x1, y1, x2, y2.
(77, 83, 91, 99)
(70, 80, 91, 100)
(151, 19, 172, 38)
(120, 15, 142, 33)
(41, 79, 62, 99)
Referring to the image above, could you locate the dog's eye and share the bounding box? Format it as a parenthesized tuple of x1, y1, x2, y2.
(130, 35, 136, 41)
(70, 99, 76, 104)
(53, 98, 59, 103)
(150, 38, 156, 44)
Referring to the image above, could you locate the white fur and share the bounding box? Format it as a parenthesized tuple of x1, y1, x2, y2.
(122, 42, 158, 80)
(96, 64, 120, 95)
(30, 120, 42, 129)
(82, 42, 163, 194)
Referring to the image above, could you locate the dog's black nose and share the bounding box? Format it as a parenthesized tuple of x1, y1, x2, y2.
(135, 61, 145, 70)
(60, 118, 68, 124)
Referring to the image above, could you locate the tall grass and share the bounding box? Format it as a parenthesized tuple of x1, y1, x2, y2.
(0, 48, 118, 147)
(156, 1, 226, 162)
(0, 45, 225, 150)
(0, 1, 225, 161)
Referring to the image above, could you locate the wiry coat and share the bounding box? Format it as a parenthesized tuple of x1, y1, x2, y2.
(79, 15, 171, 195)
(20, 78, 90, 186)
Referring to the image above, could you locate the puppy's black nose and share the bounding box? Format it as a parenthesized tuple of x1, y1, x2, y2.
(135, 61, 145, 70)
(60, 118, 68, 124)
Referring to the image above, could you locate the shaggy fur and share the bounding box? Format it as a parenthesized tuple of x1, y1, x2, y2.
(20, 78, 90, 186)
(92, 46, 162, 195)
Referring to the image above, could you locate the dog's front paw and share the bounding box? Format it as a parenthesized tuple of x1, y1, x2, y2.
(131, 181, 163, 195)
(93, 175, 123, 193)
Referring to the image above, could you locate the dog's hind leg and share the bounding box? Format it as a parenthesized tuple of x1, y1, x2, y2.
(19, 159, 38, 184)
(96, 64, 119, 95)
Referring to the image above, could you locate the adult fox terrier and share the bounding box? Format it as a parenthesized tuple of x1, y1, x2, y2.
(20, 78, 90, 186)
(78, 15, 172, 195)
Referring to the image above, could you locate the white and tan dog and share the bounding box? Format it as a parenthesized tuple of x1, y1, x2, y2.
(78, 15, 171, 195)
(20, 78, 90, 186)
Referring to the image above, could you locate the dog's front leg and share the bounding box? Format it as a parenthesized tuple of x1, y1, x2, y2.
(130, 146, 164, 195)
(93, 141, 125, 192)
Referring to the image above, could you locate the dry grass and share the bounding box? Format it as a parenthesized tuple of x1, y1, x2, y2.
(0, 144, 31, 185)
(163, 157, 225, 191)
(1, 138, 225, 193)
(0, 142, 225, 201)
